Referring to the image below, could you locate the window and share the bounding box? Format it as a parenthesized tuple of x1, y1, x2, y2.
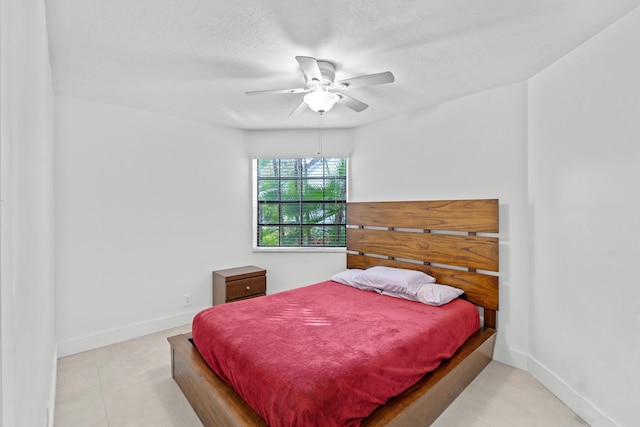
(254, 158, 347, 249)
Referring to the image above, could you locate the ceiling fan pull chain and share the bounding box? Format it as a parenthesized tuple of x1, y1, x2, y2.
(317, 112, 323, 157)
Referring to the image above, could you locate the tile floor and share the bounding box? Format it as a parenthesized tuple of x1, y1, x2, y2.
(55, 325, 588, 426)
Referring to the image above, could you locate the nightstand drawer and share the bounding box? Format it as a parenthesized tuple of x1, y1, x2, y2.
(226, 276, 266, 301)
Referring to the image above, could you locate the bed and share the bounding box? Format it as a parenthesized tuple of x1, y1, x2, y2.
(168, 199, 499, 426)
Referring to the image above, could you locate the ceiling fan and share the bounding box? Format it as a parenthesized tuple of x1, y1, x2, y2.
(246, 56, 394, 115)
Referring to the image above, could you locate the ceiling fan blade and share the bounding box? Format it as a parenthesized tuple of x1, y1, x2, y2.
(336, 93, 368, 112)
(295, 56, 323, 83)
(246, 87, 308, 96)
(290, 100, 309, 116)
(335, 71, 394, 90)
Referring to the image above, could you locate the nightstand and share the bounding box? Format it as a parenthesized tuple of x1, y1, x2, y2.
(212, 265, 267, 305)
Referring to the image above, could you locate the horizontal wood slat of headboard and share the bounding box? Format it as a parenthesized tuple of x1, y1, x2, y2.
(346, 254, 498, 310)
(347, 199, 498, 233)
(347, 228, 499, 272)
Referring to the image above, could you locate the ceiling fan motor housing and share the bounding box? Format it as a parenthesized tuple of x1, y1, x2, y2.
(314, 61, 335, 86)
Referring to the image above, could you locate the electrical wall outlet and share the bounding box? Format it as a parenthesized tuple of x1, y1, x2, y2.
(183, 293, 192, 307)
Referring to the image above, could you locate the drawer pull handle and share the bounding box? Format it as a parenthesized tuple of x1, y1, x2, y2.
(246, 286, 251, 291)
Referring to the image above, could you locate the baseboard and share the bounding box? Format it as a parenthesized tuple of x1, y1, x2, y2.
(57, 308, 203, 357)
(47, 345, 58, 427)
(493, 342, 529, 370)
(527, 356, 619, 427)
(493, 344, 619, 426)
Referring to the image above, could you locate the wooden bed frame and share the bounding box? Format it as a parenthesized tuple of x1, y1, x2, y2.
(168, 199, 499, 426)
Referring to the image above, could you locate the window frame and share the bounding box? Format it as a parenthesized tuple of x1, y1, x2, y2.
(252, 157, 348, 253)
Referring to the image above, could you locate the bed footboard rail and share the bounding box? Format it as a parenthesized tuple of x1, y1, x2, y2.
(362, 327, 496, 426)
(168, 333, 267, 427)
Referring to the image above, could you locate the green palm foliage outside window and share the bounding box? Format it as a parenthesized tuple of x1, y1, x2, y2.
(256, 158, 347, 247)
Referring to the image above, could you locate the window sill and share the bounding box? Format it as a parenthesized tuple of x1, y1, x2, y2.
(252, 246, 347, 254)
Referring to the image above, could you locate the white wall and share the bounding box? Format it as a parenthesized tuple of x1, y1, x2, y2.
(0, 0, 57, 425)
(528, 7, 640, 427)
(55, 97, 252, 354)
(55, 98, 348, 355)
(351, 83, 531, 367)
(245, 128, 354, 159)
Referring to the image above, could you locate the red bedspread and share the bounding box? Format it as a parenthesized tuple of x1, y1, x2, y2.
(192, 280, 479, 427)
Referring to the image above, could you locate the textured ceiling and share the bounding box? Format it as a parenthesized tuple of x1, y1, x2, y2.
(46, 0, 640, 130)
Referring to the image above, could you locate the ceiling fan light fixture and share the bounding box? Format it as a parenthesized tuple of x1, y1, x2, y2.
(304, 91, 340, 113)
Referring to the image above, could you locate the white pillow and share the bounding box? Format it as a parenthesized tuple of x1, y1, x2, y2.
(330, 269, 364, 286)
(379, 290, 419, 302)
(415, 282, 464, 306)
(380, 283, 464, 306)
(331, 269, 380, 292)
(353, 266, 436, 296)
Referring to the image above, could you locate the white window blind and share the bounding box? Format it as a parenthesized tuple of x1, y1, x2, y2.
(254, 158, 347, 248)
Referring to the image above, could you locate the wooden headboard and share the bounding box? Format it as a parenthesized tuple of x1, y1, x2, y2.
(346, 199, 499, 329)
